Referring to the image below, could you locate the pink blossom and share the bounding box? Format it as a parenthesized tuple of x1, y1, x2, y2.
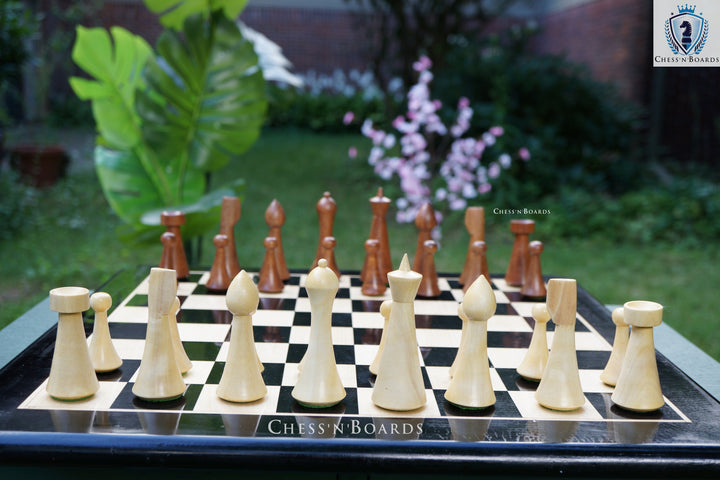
(449, 198, 467, 211)
(458, 97, 470, 109)
(499, 153, 511, 168)
(343, 111, 354, 125)
(478, 183, 492, 194)
(518, 147, 531, 161)
(488, 162, 501, 179)
(489, 126, 504, 136)
(432, 99, 442, 110)
(413, 55, 432, 71)
(348, 146, 357, 158)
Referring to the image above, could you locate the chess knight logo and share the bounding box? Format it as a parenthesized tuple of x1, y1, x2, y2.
(666, 4, 709, 55)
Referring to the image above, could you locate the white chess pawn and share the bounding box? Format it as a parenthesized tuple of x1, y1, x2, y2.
(168, 297, 192, 375)
(444, 275, 496, 409)
(217, 270, 267, 403)
(535, 278, 585, 411)
(88, 292, 122, 373)
(516, 303, 551, 381)
(600, 307, 628, 386)
(369, 300, 392, 375)
(372, 254, 426, 411)
(612, 300, 664, 412)
(47, 286, 99, 400)
(132, 268, 186, 401)
(292, 259, 346, 407)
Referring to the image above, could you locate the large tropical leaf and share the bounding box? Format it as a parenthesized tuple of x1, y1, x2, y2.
(69, 26, 151, 150)
(144, 0, 250, 30)
(136, 12, 267, 176)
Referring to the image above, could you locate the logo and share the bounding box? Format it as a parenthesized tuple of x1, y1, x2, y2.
(665, 4, 709, 55)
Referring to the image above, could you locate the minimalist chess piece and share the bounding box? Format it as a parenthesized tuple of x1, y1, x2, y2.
(600, 307, 629, 387)
(361, 238, 387, 296)
(159, 231, 176, 271)
(312, 192, 337, 269)
(535, 278, 585, 411)
(265, 199, 290, 280)
(206, 234, 233, 292)
(361, 187, 392, 282)
(505, 219, 534, 286)
(459, 207, 484, 286)
(292, 259, 346, 407)
(612, 301, 664, 412)
(47, 286, 99, 400)
(412, 203, 437, 274)
(444, 275, 496, 409)
(133, 268, 186, 401)
(369, 300, 392, 375)
(521, 240, 546, 299)
(220, 196, 241, 278)
(449, 304, 469, 378)
(88, 292, 122, 373)
(161, 211, 189, 279)
(217, 271, 267, 403)
(320, 236, 340, 278)
(418, 240, 440, 298)
(168, 297, 192, 375)
(463, 240, 490, 293)
(372, 254, 426, 411)
(258, 236, 284, 293)
(516, 303, 551, 381)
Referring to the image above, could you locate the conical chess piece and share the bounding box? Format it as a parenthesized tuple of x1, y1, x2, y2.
(600, 307, 628, 387)
(463, 240, 490, 293)
(265, 199, 290, 280)
(612, 301, 664, 412)
(521, 240, 546, 299)
(168, 297, 192, 375)
(47, 286, 99, 400)
(206, 234, 233, 292)
(369, 300, 392, 375)
(418, 240, 440, 298)
(535, 278, 584, 411)
(220, 196, 242, 278)
(159, 231, 176, 271)
(362, 187, 392, 282)
(362, 239, 387, 296)
(321, 236, 341, 278)
(132, 268, 186, 402)
(372, 254, 426, 411)
(161, 211, 189, 279)
(516, 303, 550, 381)
(459, 207, 484, 286)
(292, 259, 346, 407)
(412, 203, 437, 273)
(217, 271, 267, 403)
(88, 292, 122, 373)
(505, 219, 534, 287)
(258, 236, 284, 293)
(444, 275, 496, 409)
(312, 192, 337, 269)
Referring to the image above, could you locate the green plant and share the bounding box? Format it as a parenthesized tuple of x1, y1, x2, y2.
(69, 0, 267, 243)
(0, 1, 36, 126)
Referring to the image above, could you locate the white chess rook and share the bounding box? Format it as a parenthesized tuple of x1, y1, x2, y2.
(611, 300, 664, 412)
(47, 286, 99, 400)
(292, 259, 346, 407)
(372, 254, 426, 411)
(132, 268, 186, 401)
(217, 270, 267, 403)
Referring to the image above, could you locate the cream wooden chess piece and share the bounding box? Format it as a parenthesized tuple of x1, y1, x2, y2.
(168, 297, 192, 375)
(369, 300, 392, 375)
(600, 307, 628, 387)
(611, 300, 664, 412)
(292, 259, 346, 407)
(132, 268, 186, 401)
(444, 275, 496, 409)
(47, 286, 99, 400)
(535, 278, 585, 411)
(516, 303, 551, 381)
(88, 292, 122, 373)
(217, 270, 267, 403)
(449, 304, 469, 378)
(372, 254, 426, 411)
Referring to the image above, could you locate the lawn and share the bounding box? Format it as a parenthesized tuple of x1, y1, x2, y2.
(1, 127, 719, 361)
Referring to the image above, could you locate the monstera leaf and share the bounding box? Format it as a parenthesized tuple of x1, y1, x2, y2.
(144, 0, 249, 30)
(137, 11, 266, 178)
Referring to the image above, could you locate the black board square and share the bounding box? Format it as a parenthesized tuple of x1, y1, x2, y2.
(286, 343, 307, 364)
(108, 322, 147, 340)
(254, 326, 290, 343)
(183, 341, 222, 362)
(334, 345, 356, 364)
(292, 311, 311, 326)
(421, 346, 457, 367)
(332, 312, 352, 327)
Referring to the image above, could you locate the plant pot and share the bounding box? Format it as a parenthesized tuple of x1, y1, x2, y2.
(8, 144, 69, 187)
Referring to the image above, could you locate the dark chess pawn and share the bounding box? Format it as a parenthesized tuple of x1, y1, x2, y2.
(258, 236, 284, 293)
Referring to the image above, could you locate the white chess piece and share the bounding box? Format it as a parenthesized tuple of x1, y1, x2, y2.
(516, 303, 550, 381)
(88, 292, 123, 373)
(600, 307, 628, 386)
(369, 300, 392, 375)
(168, 297, 192, 375)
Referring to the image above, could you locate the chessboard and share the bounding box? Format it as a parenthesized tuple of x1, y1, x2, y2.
(1, 267, 720, 477)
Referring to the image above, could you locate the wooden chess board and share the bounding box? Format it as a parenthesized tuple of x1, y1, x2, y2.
(1, 268, 719, 476)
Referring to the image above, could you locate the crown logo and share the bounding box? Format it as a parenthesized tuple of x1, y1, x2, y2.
(678, 4, 696, 14)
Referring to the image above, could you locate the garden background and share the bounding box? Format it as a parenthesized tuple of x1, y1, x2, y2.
(1, 0, 719, 361)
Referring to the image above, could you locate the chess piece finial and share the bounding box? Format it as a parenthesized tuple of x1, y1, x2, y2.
(168, 297, 192, 374)
(611, 301, 664, 412)
(445, 275, 496, 409)
(516, 303, 551, 381)
(47, 286, 99, 400)
(88, 292, 122, 373)
(217, 270, 266, 403)
(600, 307, 629, 386)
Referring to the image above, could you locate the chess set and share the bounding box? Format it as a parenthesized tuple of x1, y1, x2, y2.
(0, 191, 719, 477)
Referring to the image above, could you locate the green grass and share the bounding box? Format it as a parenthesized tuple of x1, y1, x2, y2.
(1, 127, 719, 362)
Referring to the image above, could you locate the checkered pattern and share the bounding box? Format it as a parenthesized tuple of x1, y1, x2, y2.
(19, 271, 688, 426)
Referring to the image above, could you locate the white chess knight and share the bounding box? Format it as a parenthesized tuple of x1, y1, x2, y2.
(372, 254, 426, 411)
(292, 259, 346, 407)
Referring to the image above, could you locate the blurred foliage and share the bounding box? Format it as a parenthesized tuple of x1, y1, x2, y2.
(0, 169, 37, 240)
